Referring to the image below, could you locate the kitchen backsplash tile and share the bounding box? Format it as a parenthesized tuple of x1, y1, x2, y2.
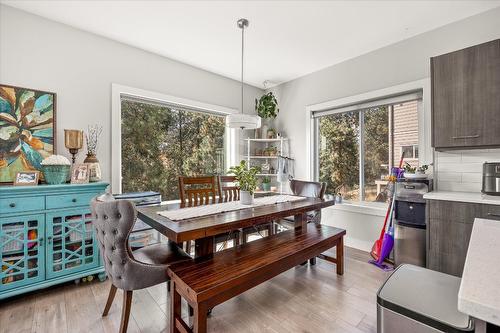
(435, 149, 500, 192)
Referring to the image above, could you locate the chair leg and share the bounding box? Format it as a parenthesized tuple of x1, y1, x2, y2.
(234, 232, 240, 246)
(242, 229, 248, 244)
(185, 241, 192, 255)
(268, 222, 274, 236)
(102, 284, 117, 317)
(119, 290, 133, 333)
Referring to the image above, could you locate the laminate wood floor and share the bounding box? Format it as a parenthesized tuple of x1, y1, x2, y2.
(0, 247, 390, 333)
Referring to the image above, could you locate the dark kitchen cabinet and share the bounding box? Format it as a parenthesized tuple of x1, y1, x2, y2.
(431, 39, 500, 149)
(426, 200, 500, 277)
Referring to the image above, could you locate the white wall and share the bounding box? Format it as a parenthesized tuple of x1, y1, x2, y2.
(0, 5, 263, 187)
(268, 7, 500, 250)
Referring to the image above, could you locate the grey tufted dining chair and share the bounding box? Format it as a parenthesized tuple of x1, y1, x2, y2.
(289, 179, 327, 225)
(91, 197, 191, 333)
(275, 179, 327, 264)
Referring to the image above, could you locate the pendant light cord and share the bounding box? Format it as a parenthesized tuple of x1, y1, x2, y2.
(240, 21, 245, 115)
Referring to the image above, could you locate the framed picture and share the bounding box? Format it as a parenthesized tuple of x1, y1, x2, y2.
(14, 171, 40, 186)
(0, 84, 56, 184)
(71, 164, 89, 184)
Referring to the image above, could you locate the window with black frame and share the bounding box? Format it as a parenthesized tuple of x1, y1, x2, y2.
(120, 98, 226, 201)
(315, 96, 421, 202)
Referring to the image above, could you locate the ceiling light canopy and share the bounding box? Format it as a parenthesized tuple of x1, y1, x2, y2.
(226, 18, 261, 130)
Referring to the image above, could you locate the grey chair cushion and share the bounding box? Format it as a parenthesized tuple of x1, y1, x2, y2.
(133, 243, 191, 265)
(91, 199, 191, 291)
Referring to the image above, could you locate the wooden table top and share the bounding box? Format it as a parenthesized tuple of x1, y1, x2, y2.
(137, 197, 335, 243)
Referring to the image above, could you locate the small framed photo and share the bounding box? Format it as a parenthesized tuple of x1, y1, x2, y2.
(14, 171, 40, 186)
(71, 164, 90, 184)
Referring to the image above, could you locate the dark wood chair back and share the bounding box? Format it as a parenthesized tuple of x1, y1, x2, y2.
(178, 176, 217, 207)
(217, 175, 240, 202)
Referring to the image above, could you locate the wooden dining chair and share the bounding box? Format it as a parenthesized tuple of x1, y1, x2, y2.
(217, 175, 273, 244)
(91, 197, 191, 333)
(217, 175, 240, 202)
(178, 176, 239, 252)
(178, 176, 218, 207)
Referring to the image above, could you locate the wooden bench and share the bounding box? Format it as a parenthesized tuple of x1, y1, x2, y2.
(167, 223, 346, 333)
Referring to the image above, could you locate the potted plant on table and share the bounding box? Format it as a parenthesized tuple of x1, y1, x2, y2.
(262, 176, 271, 191)
(255, 92, 279, 139)
(403, 162, 430, 179)
(228, 161, 261, 205)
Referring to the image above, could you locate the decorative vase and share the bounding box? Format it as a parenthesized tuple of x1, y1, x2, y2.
(83, 153, 102, 182)
(240, 191, 254, 205)
(261, 124, 269, 139)
(262, 182, 271, 191)
(42, 165, 70, 185)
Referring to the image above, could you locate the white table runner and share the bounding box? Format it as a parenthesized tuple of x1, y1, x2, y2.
(158, 195, 306, 221)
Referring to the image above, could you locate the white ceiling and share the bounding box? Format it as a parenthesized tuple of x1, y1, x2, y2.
(2, 1, 500, 88)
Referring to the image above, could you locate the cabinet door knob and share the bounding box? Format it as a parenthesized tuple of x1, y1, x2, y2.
(72, 198, 77, 203)
(9, 203, 16, 208)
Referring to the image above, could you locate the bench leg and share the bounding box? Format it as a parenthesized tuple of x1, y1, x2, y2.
(170, 281, 182, 333)
(336, 236, 344, 275)
(193, 303, 208, 333)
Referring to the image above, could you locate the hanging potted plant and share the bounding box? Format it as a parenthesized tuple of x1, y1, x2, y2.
(228, 160, 261, 205)
(255, 92, 279, 138)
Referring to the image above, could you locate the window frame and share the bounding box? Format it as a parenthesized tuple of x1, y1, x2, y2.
(111, 84, 239, 194)
(306, 79, 431, 207)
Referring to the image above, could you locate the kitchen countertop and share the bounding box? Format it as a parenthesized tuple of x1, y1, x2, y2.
(458, 218, 500, 327)
(423, 191, 500, 206)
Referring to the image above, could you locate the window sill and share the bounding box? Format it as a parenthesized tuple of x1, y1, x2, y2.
(328, 201, 388, 217)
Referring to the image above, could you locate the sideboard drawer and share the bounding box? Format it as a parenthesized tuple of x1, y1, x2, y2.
(46, 192, 97, 209)
(0, 196, 45, 214)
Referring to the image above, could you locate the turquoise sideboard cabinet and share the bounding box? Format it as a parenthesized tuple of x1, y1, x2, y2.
(0, 182, 108, 299)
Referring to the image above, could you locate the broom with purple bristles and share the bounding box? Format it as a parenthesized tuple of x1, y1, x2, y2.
(369, 156, 404, 271)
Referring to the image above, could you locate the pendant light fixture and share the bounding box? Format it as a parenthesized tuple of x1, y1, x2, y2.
(226, 18, 261, 129)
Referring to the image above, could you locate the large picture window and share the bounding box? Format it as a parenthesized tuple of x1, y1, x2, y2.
(314, 95, 421, 202)
(121, 98, 226, 200)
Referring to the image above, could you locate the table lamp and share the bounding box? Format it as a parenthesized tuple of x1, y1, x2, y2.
(64, 129, 83, 164)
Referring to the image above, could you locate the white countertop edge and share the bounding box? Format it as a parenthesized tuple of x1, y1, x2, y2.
(458, 218, 500, 327)
(458, 295, 500, 327)
(423, 191, 500, 206)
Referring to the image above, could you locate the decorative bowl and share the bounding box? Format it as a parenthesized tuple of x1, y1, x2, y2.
(42, 165, 70, 185)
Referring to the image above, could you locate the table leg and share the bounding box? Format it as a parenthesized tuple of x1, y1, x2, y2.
(336, 236, 344, 275)
(294, 213, 308, 230)
(194, 236, 214, 260)
(294, 213, 309, 265)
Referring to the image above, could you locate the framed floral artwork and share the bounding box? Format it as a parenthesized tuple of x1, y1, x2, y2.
(0, 84, 56, 184)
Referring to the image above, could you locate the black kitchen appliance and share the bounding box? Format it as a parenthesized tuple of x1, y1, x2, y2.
(482, 162, 500, 196)
(394, 178, 433, 267)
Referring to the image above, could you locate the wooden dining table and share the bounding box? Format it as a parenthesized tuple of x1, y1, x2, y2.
(136, 196, 335, 259)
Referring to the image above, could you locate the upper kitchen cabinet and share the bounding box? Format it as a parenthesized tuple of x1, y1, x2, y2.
(431, 39, 500, 149)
